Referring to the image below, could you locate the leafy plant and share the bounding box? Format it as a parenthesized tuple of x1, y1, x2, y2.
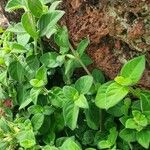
(0, 0, 150, 149)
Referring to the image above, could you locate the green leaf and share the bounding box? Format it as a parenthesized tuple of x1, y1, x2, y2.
(28, 105, 43, 114)
(75, 75, 93, 94)
(54, 26, 69, 48)
(21, 12, 38, 38)
(49, 1, 62, 12)
(28, 0, 43, 18)
(63, 86, 79, 101)
(5, 0, 25, 12)
(8, 61, 24, 82)
(43, 145, 59, 150)
(75, 94, 89, 109)
(19, 98, 32, 110)
(63, 101, 79, 130)
(95, 82, 129, 110)
(120, 55, 145, 84)
(17, 32, 30, 46)
(40, 52, 59, 68)
(77, 38, 89, 57)
(60, 138, 81, 150)
(30, 79, 45, 88)
(84, 102, 100, 130)
(38, 11, 65, 36)
(11, 42, 27, 53)
(49, 87, 67, 108)
(92, 69, 105, 84)
(35, 65, 47, 83)
(119, 129, 136, 142)
(31, 113, 44, 131)
(140, 91, 150, 111)
(136, 130, 150, 149)
(17, 130, 36, 149)
(114, 76, 133, 86)
(30, 88, 41, 104)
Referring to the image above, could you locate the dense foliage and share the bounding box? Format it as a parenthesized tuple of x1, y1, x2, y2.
(0, 0, 150, 149)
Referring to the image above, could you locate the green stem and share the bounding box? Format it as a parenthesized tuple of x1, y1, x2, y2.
(34, 38, 37, 55)
(69, 43, 91, 76)
(39, 38, 43, 55)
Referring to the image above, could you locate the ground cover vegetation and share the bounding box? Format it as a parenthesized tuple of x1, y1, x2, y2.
(0, 0, 150, 149)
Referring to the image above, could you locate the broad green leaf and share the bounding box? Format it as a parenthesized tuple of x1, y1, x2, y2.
(75, 94, 89, 108)
(43, 145, 59, 150)
(132, 110, 148, 127)
(19, 98, 32, 110)
(120, 55, 145, 84)
(36, 65, 47, 83)
(114, 76, 133, 86)
(17, 33, 30, 46)
(49, 1, 62, 12)
(0, 118, 11, 133)
(17, 130, 36, 149)
(92, 69, 105, 84)
(49, 87, 67, 107)
(84, 102, 100, 130)
(63, 101, 79, 130)
(75, 75, 93, 94)
(30, 79, 45, 87)
(11, 42, 27, 53)
(98, 140, 112, 149)
(28, 0, 43, 17)
(21, 12, 38, 38)
(54, 26, 69, 48)
(60, 138, 81, 150)
(77, 38, 89, 57)
(140, 91, 150, 111)
(31, 113, 44, 131)
(28, 105, 43, 114)
(38, 11, 65, 36)
(125, 118, 143, 131)
(5, 0, 25, 12)
(40, 52, 59, 68)
(63, 86, 79, 101)
(136, 130, 150, 149)
(95, 82, 129, 110)
(8, 23, 26, 33)
(8, 61, 24, 82)
(119, 129, 136, 143)
(30, 88, 41, 104)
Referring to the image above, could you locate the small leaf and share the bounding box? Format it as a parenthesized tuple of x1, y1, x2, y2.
(120, 55, 145, 84)
(92, 69, 105, 84)
(38, 11, 65, 36)
(30, 79, 45, 88)
(28, 105, 43, 114)
(114, 76, 133, 86)
(30, 88, 41, 104)
(136, 130, 150, 149)
(31, 113, 44, 131)
(95, 82, 129, 110)
(75, 75, 93, 94)
(28, 0, 43, 18)
(75, 94, 89, 109)
(36, 65, 47, 83)
(49, 1, 62, 12)
(21, 12, 38, 38)
(63, 101, 79, 130)
(77, 38, 89, 57)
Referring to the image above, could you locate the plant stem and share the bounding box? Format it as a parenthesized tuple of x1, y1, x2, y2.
(69, 43, 91, 76)
(34, 38, 37, 55)
(39, 38, 43, 55)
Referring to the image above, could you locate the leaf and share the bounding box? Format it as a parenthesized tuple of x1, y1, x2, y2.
(11, 42, 27, 53)
(120, 55, 145, 84)
(63, 101, 79, 130)
(136, 130, 150, 149)
(95, 82, 129, 110)
(49, 87, 67, 108)
(31, 113, 44, 131)
(49, 1, 62, 12)
(75, 94, 89, 109)
(140, 91, 150, 111)
(17, 33, 30, 46)
(54, 26, 69, 48)
(92, 69, 105, 84)
(28, 105, 43, 114)
(114, 76, 133, 86)
(30, 79, 45, 88)
(84, 102, 100, 130)
(8, 61, 24, 82)
(28, 0, 43, 18)
(21, 12, 38, 38)
(35, 65, 47, 83)
(77, 38, 89, 57)
(38, 11, 65, 36)
(63, 86, 79, 101)
(40, 52, 59, 68)
(119, 129, 136, 142)
(60, 138, 81, 150)
(30, 88, 41, 104)
(5, 0, 25, 12)
(75, 75, 93, 94)
(19, 98, 32, 110)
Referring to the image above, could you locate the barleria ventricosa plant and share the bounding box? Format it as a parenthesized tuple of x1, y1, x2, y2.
(0, 0, 150, 149)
